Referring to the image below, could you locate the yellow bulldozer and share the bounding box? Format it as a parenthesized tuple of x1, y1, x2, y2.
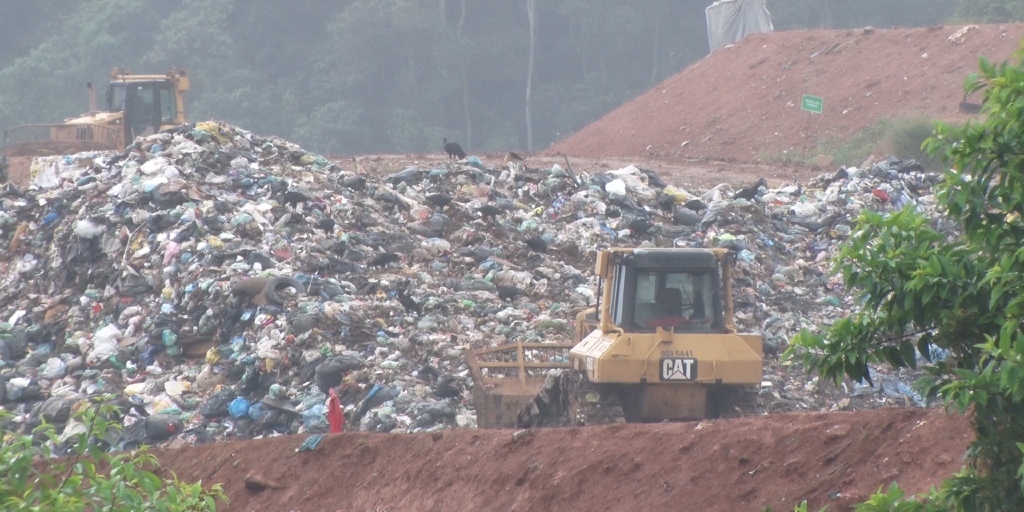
(1, 67, 190, 186)
(466, 247, 764, 428)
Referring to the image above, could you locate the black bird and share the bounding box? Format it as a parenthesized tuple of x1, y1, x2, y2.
(656, 192, 677, 214)
(344, 175, 367, 191)
(639, 168, 667, 189)
(316, 218, 336, 234)
(525, 236, 548, 254)
(369, 252, 401, 268)
(684, 198, 707, 212)
(433, 374, 462, 399)
(733, 178, 768, 201)
(497, 286, 523, 302)
(629, 218, 653, 236)
(396, 289, 422, 316)
(425, 193, 453, 209)
(470, 247, 493, 264)
(283, 190, 309, 208)
(478, 204, 503, 220)
(443, 138, 466, 160)
(328, 239, 347, 258)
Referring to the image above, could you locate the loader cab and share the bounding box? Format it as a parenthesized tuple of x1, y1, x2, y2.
(602, 249, 727, 333)
(106, 80, 178, 145)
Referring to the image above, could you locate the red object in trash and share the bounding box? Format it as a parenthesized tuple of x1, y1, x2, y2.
(872, 189, 890, 202)
(327, 388, 345, 433)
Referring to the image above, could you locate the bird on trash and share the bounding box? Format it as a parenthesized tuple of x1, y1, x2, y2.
(656, 191, 677, 215)
(433, 374, 462, 399)
(504, 151, 525, 168)
(369, 252, 401, 268)
(344, 175, 367, 191)
(425, 193, 453, 209)
(733, 177, 768, 201)
(477, 204, 503, 221)
(684, 198, 707, 212)
(396, 288, 422, 316)
(525, 236, 548, 254)
(470, 247, 493, 264)
(443, 138, 466, 161)
(316, 218, 335, 234)
(629, 217, 654, 236)
(283, 190, 309, 209)
(497, 286, 523, 302)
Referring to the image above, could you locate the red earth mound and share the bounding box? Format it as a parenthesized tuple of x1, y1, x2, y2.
(545, 24, 1024, 164)
(156, 407, 971, 512)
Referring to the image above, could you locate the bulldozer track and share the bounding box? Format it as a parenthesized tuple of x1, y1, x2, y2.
(516, 369, 762, 428)
(516, 369, 627, 427)
(566, 369, 627, 426)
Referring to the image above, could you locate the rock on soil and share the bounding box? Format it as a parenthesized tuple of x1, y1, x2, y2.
(154, 407, 971, 512)
(546, 23, 1024, 164)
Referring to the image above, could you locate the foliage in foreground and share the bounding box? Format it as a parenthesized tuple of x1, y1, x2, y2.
(0, 399, 227, 511)
(784, 39, 1024, 511)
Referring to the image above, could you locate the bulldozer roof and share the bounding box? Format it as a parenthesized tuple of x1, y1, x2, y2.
(602, 247, 727, 269)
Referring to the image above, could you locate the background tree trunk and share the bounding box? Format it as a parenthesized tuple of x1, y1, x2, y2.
(525, 0, 536, 152)
(651, 16, 660, 86)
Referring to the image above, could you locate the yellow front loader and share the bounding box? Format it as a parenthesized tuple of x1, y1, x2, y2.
(2, 67, 190, 186)
(467, 247, 764, 428)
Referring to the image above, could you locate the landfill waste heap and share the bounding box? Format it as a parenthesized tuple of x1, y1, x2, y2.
(0, 120, 952, 451)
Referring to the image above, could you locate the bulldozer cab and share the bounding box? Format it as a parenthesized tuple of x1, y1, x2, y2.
(593, 247, 737, 337)
(612, 259, 724, 333)
(110, 81, 171, 143)
(107, 69, 188, 146)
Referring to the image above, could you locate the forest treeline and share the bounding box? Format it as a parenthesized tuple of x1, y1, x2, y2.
(0, 0, 1019, 155)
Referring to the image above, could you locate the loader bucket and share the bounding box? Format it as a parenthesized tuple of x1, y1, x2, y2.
(3, 123, 121, 187)
(465, 342, 574, 429)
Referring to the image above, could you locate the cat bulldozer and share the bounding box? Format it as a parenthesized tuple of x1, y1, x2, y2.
(1, 67, 190, 186)
(466, 247, 763, 428)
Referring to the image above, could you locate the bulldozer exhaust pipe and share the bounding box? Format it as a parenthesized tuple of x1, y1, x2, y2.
(87, 82, 97, 112)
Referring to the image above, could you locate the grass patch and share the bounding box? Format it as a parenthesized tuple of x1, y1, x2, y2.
(755, 118, 954, 171)
(879, 117, 948, 171)
(823, 119, 894, 168)
(823, 117, 950, 171)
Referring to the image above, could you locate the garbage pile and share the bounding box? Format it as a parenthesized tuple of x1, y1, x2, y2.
(0, 120, 948, 449)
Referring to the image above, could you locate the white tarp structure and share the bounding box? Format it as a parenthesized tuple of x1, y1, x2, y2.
(706, 0, 774, 53)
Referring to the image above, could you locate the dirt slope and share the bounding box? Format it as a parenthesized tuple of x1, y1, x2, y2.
(546, 24, 1024, 163)
(333, 152, 824, 191)
(156, 407, 971, 512)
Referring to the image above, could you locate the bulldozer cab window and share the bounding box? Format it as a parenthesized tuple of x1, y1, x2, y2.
(631, 270, 719, 331)
(609, 262, 628, 327)
(107, 83, 127, 112)
(127, 86, 156, 135)
(158, 85, 175, 124)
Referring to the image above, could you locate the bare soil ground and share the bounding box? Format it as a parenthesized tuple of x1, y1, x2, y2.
(155, 407, 971, 512)
(545, 24, 1024, 164)
(334, 152, 821, 191)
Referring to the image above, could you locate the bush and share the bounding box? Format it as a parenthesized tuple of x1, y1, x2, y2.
(786, 41, 1024, 512)
(0, 398, 227, 511)
(879, 118, 945, 171)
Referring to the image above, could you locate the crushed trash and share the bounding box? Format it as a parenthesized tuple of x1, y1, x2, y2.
(0, 121, 945, 450)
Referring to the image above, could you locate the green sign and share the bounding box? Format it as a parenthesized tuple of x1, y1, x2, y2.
(801, 94, 823, 114)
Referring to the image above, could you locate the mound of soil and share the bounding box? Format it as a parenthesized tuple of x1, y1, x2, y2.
(546, 24, 1024, 164)
(156, 407, 971, 512)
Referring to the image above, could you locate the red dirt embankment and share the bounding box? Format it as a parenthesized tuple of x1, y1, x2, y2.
(546, 24, 1024, 164)
(156, 407, 971, 512)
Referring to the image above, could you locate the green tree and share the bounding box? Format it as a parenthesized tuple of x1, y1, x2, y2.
(0, 399, 227, 511)
(955, 0, 1024, 23)
(786, 40, 1024, 510)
